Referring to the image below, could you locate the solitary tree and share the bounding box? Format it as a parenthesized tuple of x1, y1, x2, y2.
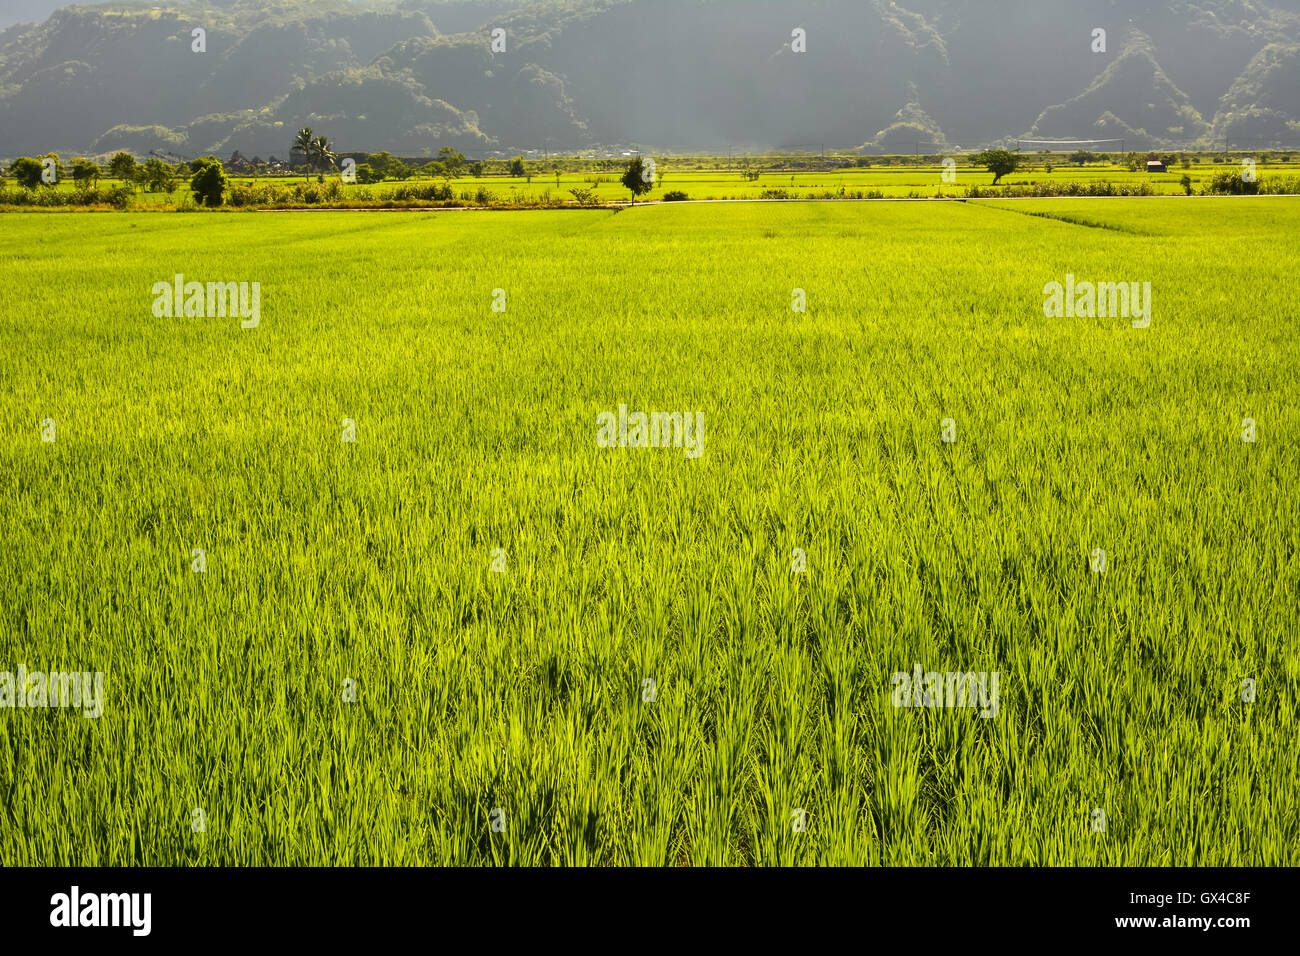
(509, 156, 526, 177)
(108, 152, 137, 181)
(621, 156, 655, 205)
(189, 156, 228, 207)
(974, 149, 1018, 185)
(71, 158, 101, 189)
(366, 151, 397, 180)
(8, 157, 45, 189)
(293, 127, 315, 180)
(137, 157, 174, 192)
(38, 153, 67, 183)
(312, 135, 337, 179)
(437, 146, 466, 177)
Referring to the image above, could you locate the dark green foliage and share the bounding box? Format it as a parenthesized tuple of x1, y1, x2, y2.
(974, 149, 1019, 185)
(621, 158, 654, 204)
(7, 157, 44, 189)
(189, 157, 229, 207)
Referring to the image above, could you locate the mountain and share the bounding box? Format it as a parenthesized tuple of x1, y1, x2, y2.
(1027, 31, 1211, 145)
(1, 0, 1298, 160)
(1210, 41, 1300, 145)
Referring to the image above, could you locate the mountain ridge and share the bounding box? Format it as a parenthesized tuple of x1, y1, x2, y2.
(2, 0, 1298, 158)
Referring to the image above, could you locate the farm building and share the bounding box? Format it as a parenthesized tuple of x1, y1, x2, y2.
(1146, 159, 1167, 172)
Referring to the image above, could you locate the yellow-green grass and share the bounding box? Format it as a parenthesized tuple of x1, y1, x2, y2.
(21, 161, 1300, 205)
(228, 161, 1300, 201)
(0, 199, 1296, 864)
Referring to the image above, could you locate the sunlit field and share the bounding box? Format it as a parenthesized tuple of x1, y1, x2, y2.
(1, 198, 1296, 865)
(29, 159, 1300, 205)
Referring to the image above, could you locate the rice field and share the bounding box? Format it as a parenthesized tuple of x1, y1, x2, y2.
(27, 159, 1300, 205)
(0, 197, 1296, 865)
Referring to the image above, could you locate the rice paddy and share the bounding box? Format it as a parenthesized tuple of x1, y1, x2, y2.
(0, 197, 1296, 865)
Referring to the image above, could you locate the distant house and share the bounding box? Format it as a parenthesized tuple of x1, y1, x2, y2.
(1146, 159, 1167, 173)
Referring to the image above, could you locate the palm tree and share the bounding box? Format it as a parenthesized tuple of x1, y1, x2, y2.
(293, 127, 314, 180)
(311, 136, 337, 178)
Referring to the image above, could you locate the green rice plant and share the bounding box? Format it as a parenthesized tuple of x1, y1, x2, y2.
(0, 199, 1295, 865)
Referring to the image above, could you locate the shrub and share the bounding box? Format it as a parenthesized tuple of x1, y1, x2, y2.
(662, 190, 689, 202)
(965, 180, 1154, 198)
(229, 183, 284, 207)
(1206, 171, 1258, 196)
(0, 183, 134, 208)
(1263, 175, 1300, 194)
(189, 157, 228, 207)
(384, 182, 455, 202)
(1199, 170, 1291, 195)
(293, 183, 322, 204)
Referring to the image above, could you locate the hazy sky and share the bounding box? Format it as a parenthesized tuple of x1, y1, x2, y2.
(0, 0, 389, 31)
(1, 1, 67, 30)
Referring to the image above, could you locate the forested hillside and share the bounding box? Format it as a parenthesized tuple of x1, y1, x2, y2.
(1, 0, 1297, 157)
